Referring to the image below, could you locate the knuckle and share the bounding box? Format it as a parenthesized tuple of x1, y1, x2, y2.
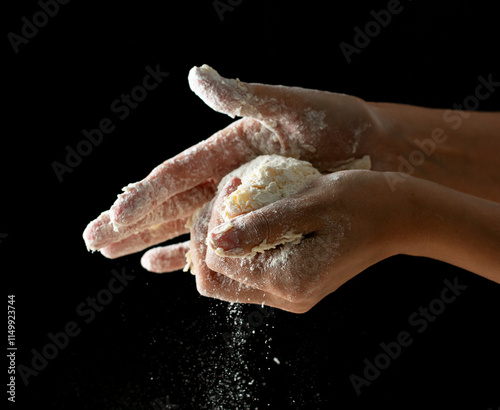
(271, 280, 311, 306)
(286, 287, 309, 305)
(204, 251, 216, 271)
(245, 209, 271, 246)
(196, 275, 215, 298)
(288, 303, 313, 314)
(204, 259, 215, 273)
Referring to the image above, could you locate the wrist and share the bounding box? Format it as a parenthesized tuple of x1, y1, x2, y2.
(357, 102, 414, 173)
(383, 173, 431, 258)
(372, 171, 423, 259)
(385, 174, 500, 282)
(336, 170, 419, 262)
(364, 102, 500, 202)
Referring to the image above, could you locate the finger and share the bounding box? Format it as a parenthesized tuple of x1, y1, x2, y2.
(141, 241, 190, 273)
(188, 65, 328, 154)
(195, 265, 311, 314)
(188, 178, 313, 313)
(188, 64, 297, 120)
(188, 181, 262, 292)
(187, 195, 214, 275)
(206, 233, 335, 305)
(187, 198, 277, 304)
(109, 118, 264, 228)
(207, 192, 321, 257)
(84, 180, 216, 251)
(205, 185, 321, 293)
(99, 218, 189, 259)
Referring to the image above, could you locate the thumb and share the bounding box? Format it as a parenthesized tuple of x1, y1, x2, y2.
(188, 64, 296, 121)
(207, 195, 319, 257)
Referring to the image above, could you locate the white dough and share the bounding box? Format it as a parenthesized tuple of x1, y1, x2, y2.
(208, 155, 321, 257)
(220, 155, 321, 222)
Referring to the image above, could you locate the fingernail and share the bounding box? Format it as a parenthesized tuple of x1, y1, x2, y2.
(208, 221, 239, 253)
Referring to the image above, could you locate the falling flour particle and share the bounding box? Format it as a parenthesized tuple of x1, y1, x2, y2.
(201, 302, 257, 409)
(273, 357, 281, 365)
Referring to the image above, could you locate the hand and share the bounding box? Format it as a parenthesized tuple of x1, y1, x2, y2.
(191, 169, 500, 313)
(84, 65, 384, 266)
(189, 170, 400, 313)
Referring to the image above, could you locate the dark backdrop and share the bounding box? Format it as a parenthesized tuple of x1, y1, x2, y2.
(5, 0, 499, 409)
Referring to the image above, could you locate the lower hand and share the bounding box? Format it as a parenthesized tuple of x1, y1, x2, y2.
(190, 170, 400, 313)
(191, 168, 500, 313)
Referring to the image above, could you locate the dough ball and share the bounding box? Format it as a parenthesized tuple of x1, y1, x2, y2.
(219, 155, 322, 221)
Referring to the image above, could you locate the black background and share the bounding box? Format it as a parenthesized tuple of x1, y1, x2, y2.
(4, 0, 500, 409)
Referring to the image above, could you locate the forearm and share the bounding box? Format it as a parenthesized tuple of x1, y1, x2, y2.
(395, 175, 500, 284)
(366, 103, 500, 202)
